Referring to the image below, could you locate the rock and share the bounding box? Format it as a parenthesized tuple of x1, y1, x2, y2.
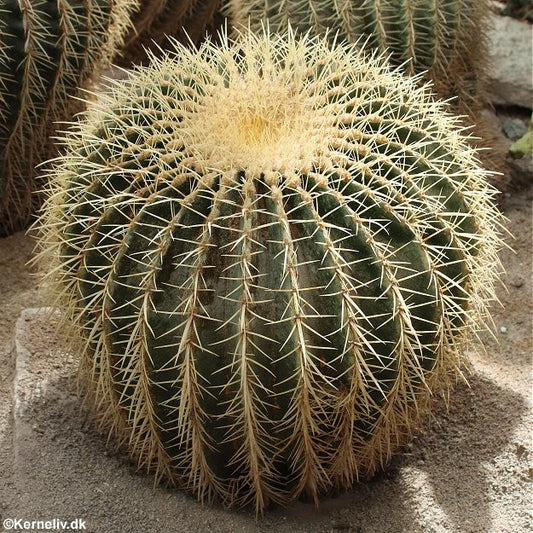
(503, 118, 528, 140)
(511, 276, 525, 288)
(487, 14, 533, 108)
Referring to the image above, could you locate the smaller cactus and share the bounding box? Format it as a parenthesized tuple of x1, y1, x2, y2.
(118, 0, 223, 65)
(0, 0, 137, 237)
(509, 114, 533, 158)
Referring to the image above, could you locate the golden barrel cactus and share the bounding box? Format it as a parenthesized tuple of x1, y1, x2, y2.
(36, 30, 503, 512)
(224, 0, 491, 114)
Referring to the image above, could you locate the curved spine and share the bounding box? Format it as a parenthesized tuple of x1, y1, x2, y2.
(0, 0, 138, 237)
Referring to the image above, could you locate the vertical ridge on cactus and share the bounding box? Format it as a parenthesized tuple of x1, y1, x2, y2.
(0, 0, 138, 237)
(35, 30, 503, 513)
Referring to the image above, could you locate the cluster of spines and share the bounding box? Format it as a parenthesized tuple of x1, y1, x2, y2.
(0, 0, 137, 237)
(35, 32, 503, 513)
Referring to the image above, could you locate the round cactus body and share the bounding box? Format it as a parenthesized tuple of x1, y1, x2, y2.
(0, 0, 137, 237)
(37, 31, 502, 512)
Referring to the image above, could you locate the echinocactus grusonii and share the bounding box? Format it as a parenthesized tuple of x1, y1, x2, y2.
(35, 29, 503, 513)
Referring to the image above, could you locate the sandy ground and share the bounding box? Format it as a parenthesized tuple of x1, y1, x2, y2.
(0, 172, 531, 533)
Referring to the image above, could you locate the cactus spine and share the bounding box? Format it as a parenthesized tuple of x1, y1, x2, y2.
(0, 0, 137, 237)
(36, 31, 503, 513)
(119, 0, 222, 65)
(225, 0, 490, 115)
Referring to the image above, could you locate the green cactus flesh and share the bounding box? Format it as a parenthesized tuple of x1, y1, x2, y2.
(0, 0, 137, 237)
(36, 31, 503, 512)
(509, 114, 533, 158)
(225, 0, 490, 113)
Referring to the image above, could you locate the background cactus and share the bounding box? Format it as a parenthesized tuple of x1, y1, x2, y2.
(0, 0, 137, 237)
(36, 30, 503, 513)
(118, 0, 223, 65)
(224, 0, 491, 117)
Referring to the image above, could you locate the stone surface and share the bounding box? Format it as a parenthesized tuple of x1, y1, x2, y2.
(503, 118, 528, 140)
(507, 155, 533, 187)
(487, 14, 533, 108)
